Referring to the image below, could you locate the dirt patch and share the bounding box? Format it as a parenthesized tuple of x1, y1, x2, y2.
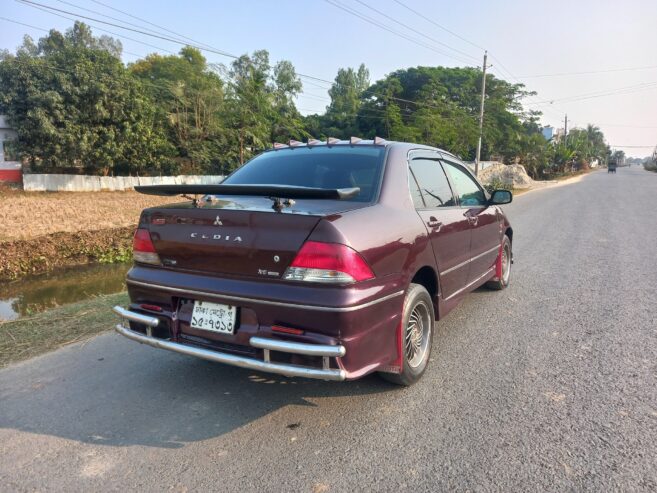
(0, 189, 173, 242)
(0, 188, 176, 280)
(0, 227, 134, 281)
(478, 163, 536, 189)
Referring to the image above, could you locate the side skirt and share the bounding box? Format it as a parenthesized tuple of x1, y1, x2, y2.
(437, 267, 496, 319)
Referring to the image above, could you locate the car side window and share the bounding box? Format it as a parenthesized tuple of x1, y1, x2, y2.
(409, 156, 456, 208)
(442, 161, 487, 207)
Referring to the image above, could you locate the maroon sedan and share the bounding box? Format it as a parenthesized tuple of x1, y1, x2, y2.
(113, 139, 513, 385)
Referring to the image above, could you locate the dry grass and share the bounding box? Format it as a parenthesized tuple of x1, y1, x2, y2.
(0, 292, 127, 368)
(0, 189, 174, 242)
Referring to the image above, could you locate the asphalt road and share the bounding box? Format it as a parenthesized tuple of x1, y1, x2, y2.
(1, 166, 656, 492)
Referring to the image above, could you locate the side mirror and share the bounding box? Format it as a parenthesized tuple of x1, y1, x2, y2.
(489, 189, 513, 205)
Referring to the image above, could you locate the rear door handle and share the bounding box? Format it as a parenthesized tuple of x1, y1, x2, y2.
(427, 217, 442, 230)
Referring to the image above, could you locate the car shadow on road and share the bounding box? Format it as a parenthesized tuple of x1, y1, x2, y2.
(0, 340, 395, 449)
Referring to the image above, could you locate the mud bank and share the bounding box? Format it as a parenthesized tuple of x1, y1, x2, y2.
(0, 227, 134, 281)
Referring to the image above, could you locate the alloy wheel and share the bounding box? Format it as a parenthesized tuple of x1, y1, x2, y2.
(405, 301, 431, 368)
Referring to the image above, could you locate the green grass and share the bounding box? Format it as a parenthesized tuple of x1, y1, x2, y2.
(0, 291, 128, 368)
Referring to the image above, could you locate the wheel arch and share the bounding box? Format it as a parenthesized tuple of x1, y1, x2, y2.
(505, 226, 513, 244)
(410, 266, 439, 319)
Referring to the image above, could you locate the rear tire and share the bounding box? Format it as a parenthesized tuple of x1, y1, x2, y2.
(379, 283, 434, 386)
(486, 235, 512, 290)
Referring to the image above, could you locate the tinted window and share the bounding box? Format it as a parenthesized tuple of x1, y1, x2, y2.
(443, 161, 487, 206)
(224, 146, 385, 202)
(409, 157, 455, 208)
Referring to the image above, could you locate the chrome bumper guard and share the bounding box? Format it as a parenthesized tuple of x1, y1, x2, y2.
(112, 306, 346, 381)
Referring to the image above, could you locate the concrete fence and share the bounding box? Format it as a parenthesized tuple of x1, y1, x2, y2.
(22, 174, 225, 192)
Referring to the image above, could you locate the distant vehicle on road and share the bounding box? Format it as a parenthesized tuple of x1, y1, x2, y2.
(608, 161, 617, 173)
(113, 139, 513, 385)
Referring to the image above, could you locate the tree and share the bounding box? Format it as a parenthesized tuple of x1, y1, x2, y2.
(222, 50, 305, 168)
(355, 66, 534, 160)
(270, 60, 306, 143)
(322, 64, 370, 138)
(130, 46, 226, 172)
(0, 22, 171, 175)
(225, 50, 273, 166)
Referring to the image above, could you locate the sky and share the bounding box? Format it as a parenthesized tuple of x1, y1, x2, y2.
(2, 0, 657, 157)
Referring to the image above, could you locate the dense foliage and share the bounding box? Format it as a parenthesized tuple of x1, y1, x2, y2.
(0, 24, 172, 175)
(0, 22, 612, 177)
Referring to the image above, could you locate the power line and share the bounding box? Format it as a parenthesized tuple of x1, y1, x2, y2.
(87, 0, 218, 52)
(22, 2, 178, 54)
(351, 0, 479, 62)
(322, 0, 475, 65)
(15, 0, 331, 88)
(0, 15, 146, 58)
(25, 0, 353, 98)
(608, 144, 657, 148)
(486, 53, 565, 119)
(391, 0, 486, 52)
(0, 15, 50, 32)
(517, 64, 657, 79)
(16, 0, 239, 59)
(595, 122, 657, 129)
(530, 80, 657, 105)
(381, 1, 565, 121)
(53, 0, 195, 47)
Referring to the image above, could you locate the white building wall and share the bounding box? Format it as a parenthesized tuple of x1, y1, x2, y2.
(23, 174, 226, 192)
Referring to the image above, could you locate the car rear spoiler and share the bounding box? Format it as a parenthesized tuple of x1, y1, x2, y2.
(134, 184, 361, 200)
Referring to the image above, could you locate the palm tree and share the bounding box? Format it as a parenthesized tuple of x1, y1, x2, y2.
(585, 124, 606, 162)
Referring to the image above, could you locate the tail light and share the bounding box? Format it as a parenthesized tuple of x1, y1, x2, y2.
(132, 228, 161, 265)
(283, 241, 374, 284)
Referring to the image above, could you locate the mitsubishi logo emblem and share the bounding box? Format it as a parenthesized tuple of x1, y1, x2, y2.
(213, 215, 223, 226)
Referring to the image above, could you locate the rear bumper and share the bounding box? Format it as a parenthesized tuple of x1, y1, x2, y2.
(123, 266, 405, 378)
(113, 306, 347, 381)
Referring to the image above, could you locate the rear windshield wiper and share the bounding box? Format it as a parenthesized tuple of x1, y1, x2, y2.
(134, 184, 361, 210)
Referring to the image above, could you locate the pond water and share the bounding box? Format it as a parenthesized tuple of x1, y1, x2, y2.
(0, 263, 130, 321)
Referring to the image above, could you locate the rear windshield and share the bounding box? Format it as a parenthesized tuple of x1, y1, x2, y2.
(223, 146, 386, 202)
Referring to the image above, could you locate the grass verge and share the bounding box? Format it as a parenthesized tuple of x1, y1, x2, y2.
(0, 291, 127, 368)
(550, 169, 594, 182)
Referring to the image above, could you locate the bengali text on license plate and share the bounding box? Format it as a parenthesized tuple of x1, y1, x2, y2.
(190, 301, 237, 334)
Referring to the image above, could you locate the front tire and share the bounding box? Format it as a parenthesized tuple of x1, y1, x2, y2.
(379, 283, 434, 386)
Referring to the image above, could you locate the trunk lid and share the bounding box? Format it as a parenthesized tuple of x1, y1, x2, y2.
(144, 196, 367, 279)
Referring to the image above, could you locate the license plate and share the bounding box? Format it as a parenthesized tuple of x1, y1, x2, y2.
(190, 301, 237, 335)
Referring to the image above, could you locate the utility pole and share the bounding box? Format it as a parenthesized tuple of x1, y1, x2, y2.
(564, 114, 568, 143)
(475, 50, 488, 177)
